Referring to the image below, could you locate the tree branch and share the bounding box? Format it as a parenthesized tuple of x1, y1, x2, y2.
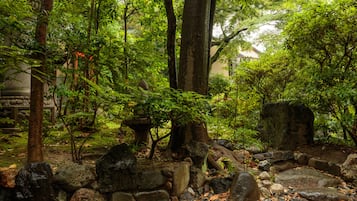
(210, 28, 248, 64)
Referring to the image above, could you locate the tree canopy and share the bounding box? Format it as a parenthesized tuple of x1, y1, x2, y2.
(1, 0, 357, 166)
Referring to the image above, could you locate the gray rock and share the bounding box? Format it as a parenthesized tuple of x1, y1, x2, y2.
(275, 167, 341, 189)
(170, 162, 190, 196)
(259, 102, 314, 150)
(53, 162, 95, 192)
(15, 162, 55, 201)
(307, 158, 341, 176)
(214, 139, 236, 150)
(253, 152, 273, 161)
(69, 188, 105, 201)
(97, 146, 190, 195)
(185, 141, 209, 168)
(228, 172, 260, 201)
(258, 171, 271, 180)
(96, 143, 136, 171)
(270, 183, 284, 195)
(209, 177, 232, 194)
(297, 188, 348, 201)
(341, 153, 357, 183)
(260, 187, 271, 198)
(96, 144, 137, 192)
(111, 192, 135, 201)
(261, 180, 272, 187)
(134, 190, 170, 201)
(179, 188, 195, 201)
(135, 167, 166, 191)
(271, 161, 297, 172)
(253, 151, 294, 163)
(294, 152, 310, 165)
(258, 160, 271, 171)
(190, 167, 206, 189)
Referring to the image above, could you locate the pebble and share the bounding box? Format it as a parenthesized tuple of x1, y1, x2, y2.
(270, 183, 284, 195)
(258, 160, 271, 171)
(259, 171, 271, 180)
(187, 187, 195, 195)
(262, 180, 272, 187)
(260, 187, 271, 197)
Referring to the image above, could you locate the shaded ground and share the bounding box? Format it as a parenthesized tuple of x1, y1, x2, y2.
(1, 132, 356, 200)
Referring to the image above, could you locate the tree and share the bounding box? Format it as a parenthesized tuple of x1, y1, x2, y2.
(164, 0, 177, 89)
(284, 0, 357, 145)
(28, 0, 53, 163)
(169, 0, 213, 152)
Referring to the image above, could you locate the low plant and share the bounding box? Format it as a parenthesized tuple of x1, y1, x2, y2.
(128, 88, 210, 159)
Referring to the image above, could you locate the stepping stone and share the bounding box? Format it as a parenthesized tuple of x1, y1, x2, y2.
(275, 167, 341, 189)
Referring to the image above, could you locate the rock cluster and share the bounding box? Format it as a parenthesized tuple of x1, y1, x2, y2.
(1, 143, 356, 201)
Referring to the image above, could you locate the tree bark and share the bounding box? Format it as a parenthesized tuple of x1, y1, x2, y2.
(123, 2, 129, 80)
(170, 0, 212, 152)
(208, 0, 216, 72)
(164, 0, 177, 89)
(28, 0, 53, 163)
(350, 103, 357, 146)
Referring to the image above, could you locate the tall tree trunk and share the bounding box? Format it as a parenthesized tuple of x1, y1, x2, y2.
(28, 0, 53, 163)
(170, 0, 212, 152)
(350, 103, 357, 146)
(164, 0, 177, 89)
(123, 2, 129, 80)
(208, 0, 216, 72)
(164, 0, 180, 146)
(80, 0, 96, 129)
(91, 0, 102, 126)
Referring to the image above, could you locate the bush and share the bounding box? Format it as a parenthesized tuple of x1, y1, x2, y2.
(208, 75, 231, 97)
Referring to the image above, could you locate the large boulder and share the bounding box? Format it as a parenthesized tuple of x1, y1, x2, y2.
(53, 162, 96, 192)
(96, 144, 190, 195)
(96, 143, 137, 193)
(14, 162, 55, 201)
(209, 177, 232, 194)
(341, 153, 357, 185)
(228, 172, 260, 201)
(259, 102, 314, 150)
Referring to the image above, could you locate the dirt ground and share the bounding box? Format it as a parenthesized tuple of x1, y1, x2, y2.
(4, 141, 355, 171)
(1, 140, 356, 201)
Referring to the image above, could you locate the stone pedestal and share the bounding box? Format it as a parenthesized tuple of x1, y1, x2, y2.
(123, 118, 151, 145)
(1, 65, 56, 131)
(259, 102, 314, 150)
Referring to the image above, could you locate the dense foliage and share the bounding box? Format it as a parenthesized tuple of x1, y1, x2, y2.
(1, 0, 357, 163)
(230, 0, 357, 145)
